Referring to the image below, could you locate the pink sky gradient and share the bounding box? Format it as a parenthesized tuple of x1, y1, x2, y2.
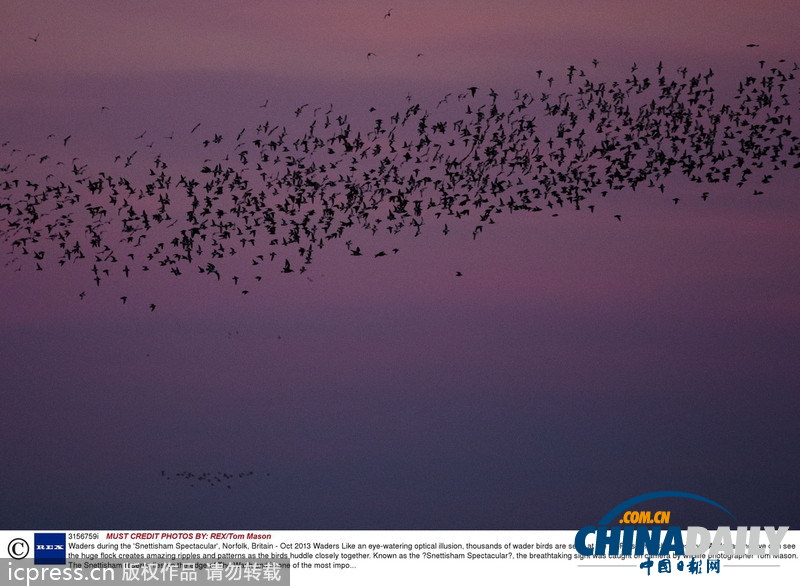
(1, 1, 798, 529)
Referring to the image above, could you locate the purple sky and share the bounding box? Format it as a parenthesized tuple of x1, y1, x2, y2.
(1, 1, 799, 529)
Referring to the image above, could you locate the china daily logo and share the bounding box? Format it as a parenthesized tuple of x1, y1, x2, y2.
(573, 491, 789, 573)
(34, 533, 66, 565)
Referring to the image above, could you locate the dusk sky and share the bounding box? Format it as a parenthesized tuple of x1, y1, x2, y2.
(1, 1, 798, 530)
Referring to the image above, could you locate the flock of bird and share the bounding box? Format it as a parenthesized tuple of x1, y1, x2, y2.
(2, 58, 799, 306)
(161, 469, 260, 489)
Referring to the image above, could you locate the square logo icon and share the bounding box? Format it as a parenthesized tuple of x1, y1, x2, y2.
(34, 533, 66, 565)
